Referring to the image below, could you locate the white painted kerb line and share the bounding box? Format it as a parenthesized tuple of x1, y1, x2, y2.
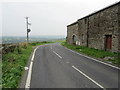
(25, 47, 39, 88)
(64, 47, 120, 70)
(72, 66, 105, 89)
(53, 51, 62, 59)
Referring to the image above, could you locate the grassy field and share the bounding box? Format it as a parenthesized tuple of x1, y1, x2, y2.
(2, 41, 53, 88)
(53, 40, 66, 43)
(61, 42, 120, 65)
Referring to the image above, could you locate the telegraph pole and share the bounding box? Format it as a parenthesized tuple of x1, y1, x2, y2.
(25, 17, 31, 43)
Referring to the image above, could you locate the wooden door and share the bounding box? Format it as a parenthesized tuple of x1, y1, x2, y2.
(105, 35, 112, 50)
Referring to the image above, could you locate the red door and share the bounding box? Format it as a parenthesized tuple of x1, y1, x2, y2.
(105, 35, 112, 50)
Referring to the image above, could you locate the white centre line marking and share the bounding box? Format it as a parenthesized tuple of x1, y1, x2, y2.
(66, 61, 70, 63)
(53, 51, 62, 59)
(25, 46, 39, 88)
(72, 66, 105, 89)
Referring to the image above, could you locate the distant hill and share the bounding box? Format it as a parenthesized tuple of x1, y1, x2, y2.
(2, 35, 66, 44)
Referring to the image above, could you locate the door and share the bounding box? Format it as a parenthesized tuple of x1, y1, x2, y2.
(72, 35, 77, 45)
(105, 35, 112, 50)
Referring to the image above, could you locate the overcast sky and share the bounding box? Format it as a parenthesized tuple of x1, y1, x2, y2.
(1, 0, 120, 37)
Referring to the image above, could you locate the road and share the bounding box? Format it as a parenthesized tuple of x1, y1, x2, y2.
(26, 43, 119, 88)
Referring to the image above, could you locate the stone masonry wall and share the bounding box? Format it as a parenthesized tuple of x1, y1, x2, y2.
(67, 2, 120, 52)
(78, 19, 88, 46)
(67, 22, 79, 45)
(88, 4, 119, 52)
(118, 3, 120, 53)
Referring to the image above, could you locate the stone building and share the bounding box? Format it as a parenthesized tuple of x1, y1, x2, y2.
(67, 2, 120, 52)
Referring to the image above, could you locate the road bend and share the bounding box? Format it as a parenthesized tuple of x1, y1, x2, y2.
(28, 43, 119, 88)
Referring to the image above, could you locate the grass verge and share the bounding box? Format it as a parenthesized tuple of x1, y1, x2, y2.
(53, 40, 66, 43)
(2, 41, 53, 88)
(61, 42, 120, 65)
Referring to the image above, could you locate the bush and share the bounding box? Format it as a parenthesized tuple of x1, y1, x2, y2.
(2, 41, 54, 88)
(2, 45, 32, 88)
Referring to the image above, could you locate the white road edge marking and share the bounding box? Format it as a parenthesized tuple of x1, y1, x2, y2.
(64, 47, 120, 70)
(53, 51, 62, 59)
(72, 66, 105, 89)
(25, 46, 39, 88)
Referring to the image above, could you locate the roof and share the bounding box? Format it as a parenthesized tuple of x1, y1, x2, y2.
(67, 21, 78, 27)
(78, 1, 120, 21)
(67, 1, 120, 27)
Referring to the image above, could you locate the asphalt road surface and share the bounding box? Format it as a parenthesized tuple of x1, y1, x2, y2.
(27, 43, 119, 88)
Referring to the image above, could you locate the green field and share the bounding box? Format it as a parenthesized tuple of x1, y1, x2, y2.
(61, 42, 120, 65)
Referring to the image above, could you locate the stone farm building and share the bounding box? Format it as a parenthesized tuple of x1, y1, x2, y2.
(67, 2, 120, 52)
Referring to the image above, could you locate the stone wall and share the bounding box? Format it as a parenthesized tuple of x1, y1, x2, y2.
(118, 3, 120, 53)
(2, 44, 19, 54)
(67, 22, 79, 45)
(67, 2, 120, 52)
(87, 4, 119, 52)
(78, 19, 88, 46)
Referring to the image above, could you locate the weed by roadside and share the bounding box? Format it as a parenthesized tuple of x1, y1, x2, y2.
(29, 41, 53, 46)
(2, 45, 32, 88)
(61, 42, 120, 65)
(2, 41, 53, 88)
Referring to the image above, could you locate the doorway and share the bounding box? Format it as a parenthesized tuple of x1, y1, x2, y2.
(105, 35, 112, 51)
(72, 35, 77, 45)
